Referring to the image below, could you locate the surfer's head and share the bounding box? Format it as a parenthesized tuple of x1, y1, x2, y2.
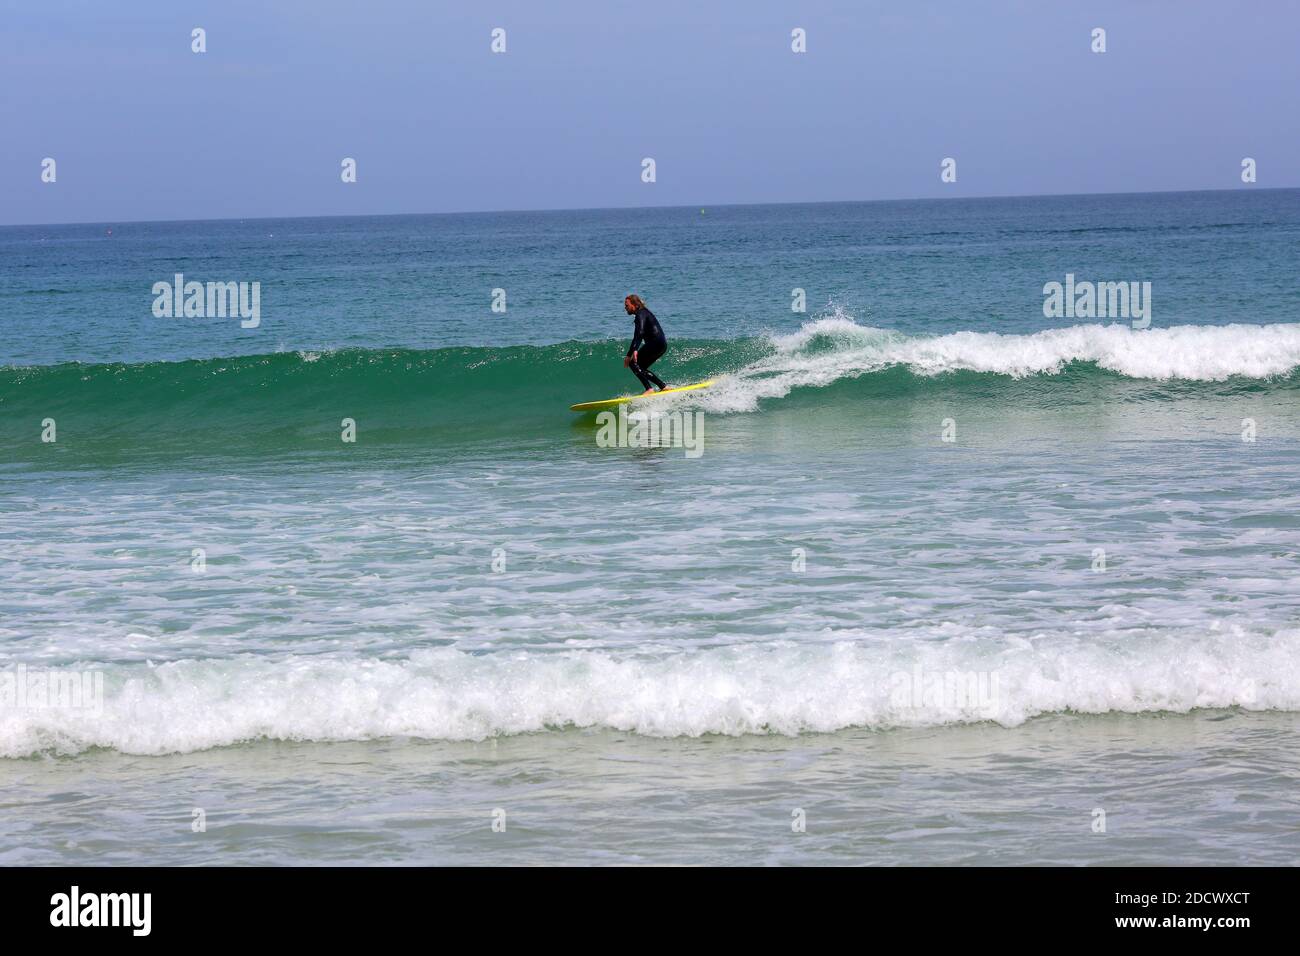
(624, 294, 644, 314)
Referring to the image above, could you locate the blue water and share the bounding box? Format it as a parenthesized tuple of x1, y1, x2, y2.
(4, 190, 1297, 367)
(3, 190, 1300, 865)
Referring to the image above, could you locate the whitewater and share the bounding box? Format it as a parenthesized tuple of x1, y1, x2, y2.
(5, 625, 1300, 757)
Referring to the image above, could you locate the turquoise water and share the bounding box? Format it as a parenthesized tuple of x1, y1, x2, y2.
(3, 191, 1300, 864)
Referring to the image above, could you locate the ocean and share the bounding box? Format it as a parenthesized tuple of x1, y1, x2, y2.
(3, 189, 1299, 865)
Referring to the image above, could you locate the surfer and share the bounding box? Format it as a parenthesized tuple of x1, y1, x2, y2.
(623, 294, 668, 394)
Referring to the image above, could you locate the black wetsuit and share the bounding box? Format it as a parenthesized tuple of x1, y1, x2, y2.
(627, 306, 668, 390)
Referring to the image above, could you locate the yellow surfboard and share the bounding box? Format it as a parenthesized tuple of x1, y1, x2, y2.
(570, 380, 714, 412)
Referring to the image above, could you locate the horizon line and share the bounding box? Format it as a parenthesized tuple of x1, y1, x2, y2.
(3, 184, 1290, 231)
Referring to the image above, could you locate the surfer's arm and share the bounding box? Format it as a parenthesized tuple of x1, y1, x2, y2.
(626, 314, 644, 357)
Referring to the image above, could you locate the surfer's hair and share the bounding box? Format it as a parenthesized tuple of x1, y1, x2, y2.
(625, 294, 645, 310)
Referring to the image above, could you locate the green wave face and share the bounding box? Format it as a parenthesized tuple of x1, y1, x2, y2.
(0, 341, 735, 464)
(3, 329, 1298, 467)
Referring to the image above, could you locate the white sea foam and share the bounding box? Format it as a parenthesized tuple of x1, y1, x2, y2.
(689, 313, 1300, 413)
(4, 627, 1298, 756)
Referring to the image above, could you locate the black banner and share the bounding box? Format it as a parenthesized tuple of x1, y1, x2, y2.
(0, 866, 1288, 942)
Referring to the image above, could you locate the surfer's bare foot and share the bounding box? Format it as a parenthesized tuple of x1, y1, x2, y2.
(642, 388, 656, 395)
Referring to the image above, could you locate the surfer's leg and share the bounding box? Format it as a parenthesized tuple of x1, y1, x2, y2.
(639, 341, 668, 390)
(629, 360, 654, 390)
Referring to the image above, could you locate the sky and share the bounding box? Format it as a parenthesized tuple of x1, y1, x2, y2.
(2, 0, 1297, 225)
